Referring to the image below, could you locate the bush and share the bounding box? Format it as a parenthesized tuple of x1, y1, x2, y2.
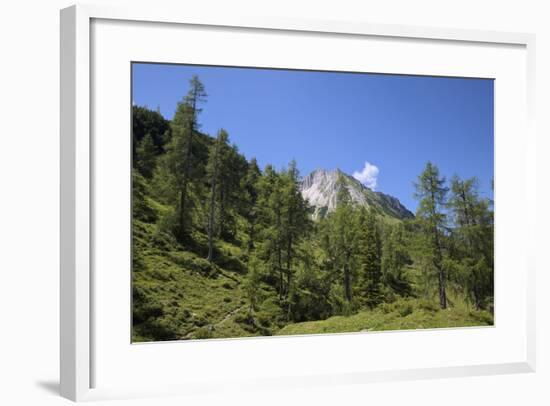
(398, 303, 414, 317)
(149, 266, 173, 282)
(235, 313, 255, 326)
(193, 326, 213, 339)
(167, 252, 215, 276)
(256, 297, 285, 328)
(379, 302, 395, 314)
(418, 299, 439, 312)
(469, 310, 494, 325)
(216, 252, 246, 274)
(192, 257, 214, 275)
(132, 171, 158, 223)
(150, 229, 178, 251)
(193, 315, 208, 327)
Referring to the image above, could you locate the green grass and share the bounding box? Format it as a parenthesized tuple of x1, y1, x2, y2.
(276, 298, 493, 336)
(132, 216, 250, 341)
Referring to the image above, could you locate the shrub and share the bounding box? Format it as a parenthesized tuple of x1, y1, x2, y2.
(397, 302, 414, 317)
(256, 297, 285, 327)
(379, 302, 395, 314)
(151, 227, 177, 251)
(192, 257, 214, 275)
(193, 326, 213, 339)
(418, 299, 439, 312)
(193, 315, 208, 327)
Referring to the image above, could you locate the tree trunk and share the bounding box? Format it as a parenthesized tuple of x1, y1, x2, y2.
(207, 172, 218, 262)
(278, 248, 284, 300)
(344, 264, 352, 302)
(219, 184, 226, 238)
(285, 237, 292, 299)
(429, 184, 446, 310)
(179, 187, 186, 240)
(247, 223, 254, 253)
(437, 264, 447, 309)
(434, 230, 447, 309)
(178, 117, 194, 240)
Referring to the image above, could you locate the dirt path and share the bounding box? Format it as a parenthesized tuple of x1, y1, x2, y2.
(182, 304, 247, 339)
(214, 304, 247, 327)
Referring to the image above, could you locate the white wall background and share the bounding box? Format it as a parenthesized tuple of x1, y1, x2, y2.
(0, 1, 547, 405)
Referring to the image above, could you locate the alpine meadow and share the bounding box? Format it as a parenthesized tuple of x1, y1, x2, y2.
(131, 64, 494, 342)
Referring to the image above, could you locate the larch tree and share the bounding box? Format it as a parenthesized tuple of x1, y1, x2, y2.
(136, 133, 158, 179)
(449, 175, 494, 310)
(281, 160, 311, 299)
(324, 182, 361, 304)
(244, 255, 264, 315)
(242, 158, 262, 253)
(206, 129, 229, 262)
(359, 208, 383, 308)
(414, 162, 449, 309)
(216, 142, 244, 240)
(381, 223, 412, 296)
(164, 75, 207, 242)
(255, 165, 286, 299)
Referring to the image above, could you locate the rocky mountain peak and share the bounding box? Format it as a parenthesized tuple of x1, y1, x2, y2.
(300, 168, 413, 220)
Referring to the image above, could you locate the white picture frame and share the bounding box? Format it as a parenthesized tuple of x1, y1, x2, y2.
(60, 3, 536, 402)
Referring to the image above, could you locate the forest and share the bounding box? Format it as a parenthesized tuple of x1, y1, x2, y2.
(132, 76, 494, 342)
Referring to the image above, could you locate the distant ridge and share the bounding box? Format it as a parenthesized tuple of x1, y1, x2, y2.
(300, 168, 414, 220)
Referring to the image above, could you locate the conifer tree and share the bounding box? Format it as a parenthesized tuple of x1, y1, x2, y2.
(381, 223, 412, 296)
(205, 129, 228, 262)
(255, 165, 286, 298)
(216, 142, 244, 239)
(414, 162, 449, 309)
(132, 105, 169, 163)
(281, 160, 311, 298)
(242, 158, 261, 253)
(359, 209, 383, 307)
(244, 255, 263, 314)
(321, 182, 361, 304)
(164, 76, 207, 242)
(449, 175, 494, 309)
(136, 133, 158, 178)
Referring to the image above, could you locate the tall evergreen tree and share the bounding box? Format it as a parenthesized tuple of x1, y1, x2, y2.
(448, 175, 494, 309)
(163, 76, 207, 241)
(244, 255, 264, 315)
(136, 133, 158, 178)
(414, 162, 449, 309)
(132, 105, 170, 162)
(320, 183, 361, 304)
(205, 129, 228, 262)
(216, 142, 245, 240)
(359, 209, 383, 308)
(281, 160, 311, 298)
(242, 158, 262, 253)
(255, 165, 286, 298)
(381, 223, 412, 296)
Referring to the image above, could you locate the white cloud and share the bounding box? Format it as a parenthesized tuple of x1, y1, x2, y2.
(353, 161, 379, 190)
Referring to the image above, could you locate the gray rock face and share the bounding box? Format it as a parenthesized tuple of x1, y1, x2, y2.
(300, 168, 414, 220)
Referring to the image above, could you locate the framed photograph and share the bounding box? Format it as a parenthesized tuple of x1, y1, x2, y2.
(60, 4, 536, 402)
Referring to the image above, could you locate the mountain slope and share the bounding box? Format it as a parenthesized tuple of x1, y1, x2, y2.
(300, 168, 414, 220)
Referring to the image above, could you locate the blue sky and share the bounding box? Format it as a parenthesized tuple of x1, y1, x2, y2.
(132, 63, 494, 212)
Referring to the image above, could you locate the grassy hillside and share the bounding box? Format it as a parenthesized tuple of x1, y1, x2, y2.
(132, 165, 494, 342)
(133, 190, 493, 342)
(132, 184, 285, 342)
(277, 297, 493, 336)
